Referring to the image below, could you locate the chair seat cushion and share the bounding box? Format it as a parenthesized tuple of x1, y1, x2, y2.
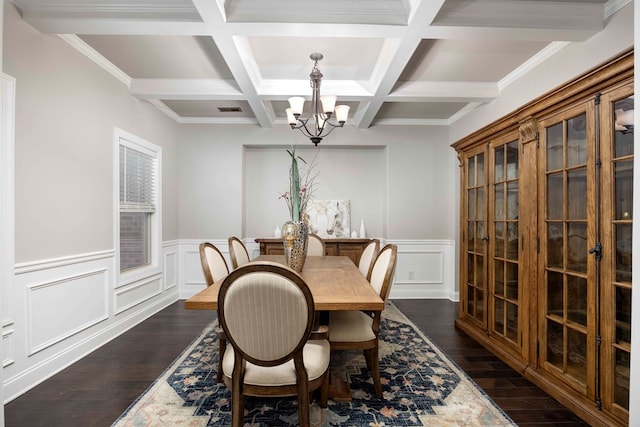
(222, 339, 330, 386)
(328, 310, 376, 342)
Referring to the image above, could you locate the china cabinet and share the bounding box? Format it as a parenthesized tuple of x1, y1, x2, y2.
(453, 50, 633, 426)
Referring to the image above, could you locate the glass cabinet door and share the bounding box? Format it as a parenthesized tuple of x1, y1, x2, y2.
(464, 149, 487, 325)
(539, 102, 596, 397)
(489, 138, 520, 348)
(600, 87, 633, 420)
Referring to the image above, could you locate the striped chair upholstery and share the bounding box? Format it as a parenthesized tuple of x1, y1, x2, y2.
(218, 262, 330, 427)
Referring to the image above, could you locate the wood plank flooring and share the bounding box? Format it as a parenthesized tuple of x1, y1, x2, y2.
(4, 299, 589, 426)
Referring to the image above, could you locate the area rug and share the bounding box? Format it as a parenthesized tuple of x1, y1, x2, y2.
(113, 302, 516, 426)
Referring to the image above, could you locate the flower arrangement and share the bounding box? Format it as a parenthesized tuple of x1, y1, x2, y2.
(280, 146, 318, 222)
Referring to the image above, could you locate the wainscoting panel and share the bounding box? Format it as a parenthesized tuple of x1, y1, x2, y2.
(388, 240, 457, 301)
(27, 268, 109, 356)
(114, 275, 163, 315)
(5, 246, 180, 403)
(163, 241, 178, 291)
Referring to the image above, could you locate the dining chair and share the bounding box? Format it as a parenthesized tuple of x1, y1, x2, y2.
(228, 236, 250, 269)
(218, 262, 330, 427)
(358, 239, 380, 281)
(199, 242, 230, 383)
(328, 243, 398, 399)
(307, 233, 326, 256)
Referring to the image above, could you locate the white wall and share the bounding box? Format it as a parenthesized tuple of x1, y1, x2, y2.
(2, 2, 183, 403)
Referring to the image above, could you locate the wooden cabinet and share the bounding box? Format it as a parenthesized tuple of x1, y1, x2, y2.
(453, 50, 633, 427)
(255, 238, 375, 265)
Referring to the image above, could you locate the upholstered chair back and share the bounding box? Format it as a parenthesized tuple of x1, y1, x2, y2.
(307, 234, 325, 256)
(369, 244, 398, 301)
(358, 239, 380, 280)
(228, 236, 250, 269)
(218, 262, 314, 365)
(199, 242, 229, 286)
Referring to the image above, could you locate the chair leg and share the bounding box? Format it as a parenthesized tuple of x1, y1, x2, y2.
(298, 382, 310, 427)
(319, 371, 329, 408)
(231, 378, 244, 427)
(365, 347, 383, 399)
(216, 335, 226, 383)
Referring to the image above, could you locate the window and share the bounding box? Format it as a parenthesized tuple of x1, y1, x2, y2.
(116, 129, 161, 273)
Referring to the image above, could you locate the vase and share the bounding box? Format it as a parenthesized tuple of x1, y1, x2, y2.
(282, 220, 309, 273)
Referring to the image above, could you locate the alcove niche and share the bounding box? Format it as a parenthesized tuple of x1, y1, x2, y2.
(243, 145, 387, 239)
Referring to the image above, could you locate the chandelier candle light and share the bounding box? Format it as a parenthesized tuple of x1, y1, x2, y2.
(286, 53, 350, 146)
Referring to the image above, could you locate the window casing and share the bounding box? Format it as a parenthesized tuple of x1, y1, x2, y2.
(116, 129, 161, 278)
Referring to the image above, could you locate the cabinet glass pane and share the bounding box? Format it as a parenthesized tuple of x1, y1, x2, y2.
(547, 320, 564, 367)
(494, 222, 504, 257)
(615, 349, 631, 410)
(494, 261, 505, 295)
(615, 160, 633, 220)
(567, 275, 587, 326)
(567, 222, 587, 273)
(476, 221, 485, 252)
(567, 114, 587, 167)
(506, 302, 518, 341)
(468, 254, 474, 283)
(475, 255, 484, 286)
(567, 169, 587, 220)
(494, 298, 504, 333)
(476, 287, 484, 321)
(547, 271, 564, 316)
(495, 183, 505, 220)
(507, 141, 519, 180)
(468, 222, 475, 248)
(547, 123, 563, 171)
(468, 190, 476, 220)
(477, 154, 485, 186)
(616, 286, 631, 344)
(495, 146, 504, 182)
(467, 287, 475, 317)
(507, 222, 518, 260)
(507, 182, 518, 220)
(616, 224, 632, 283)
(567, 328, 587, 384)
(506, 262, 518, 300)
(547, 173, 564, 219)
(468, 157, 476, 187)
(477, 188, 485, 220)
(548, 223, 564, 268)
(614, 96, 634, 157)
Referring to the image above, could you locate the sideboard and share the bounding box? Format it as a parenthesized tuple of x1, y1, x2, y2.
(255, 238, 375, 265)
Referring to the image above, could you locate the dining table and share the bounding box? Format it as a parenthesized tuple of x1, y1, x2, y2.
(184, 254, 384, 401)
(185, 254, 384, 312)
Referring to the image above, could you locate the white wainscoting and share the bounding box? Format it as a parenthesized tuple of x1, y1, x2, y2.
(387, 239, 457, 301)
(4, 242, 180, 403)
(179, 238, 456, 301)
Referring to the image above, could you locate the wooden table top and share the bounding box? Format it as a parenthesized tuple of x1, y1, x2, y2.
(184, 255, 384, 311)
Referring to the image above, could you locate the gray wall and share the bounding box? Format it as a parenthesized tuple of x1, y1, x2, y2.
(177, 124, 454, 240)
(4, 2, 180, 262)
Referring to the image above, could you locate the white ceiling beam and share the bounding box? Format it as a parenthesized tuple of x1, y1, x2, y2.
(191, 0, 274, 127)
(258, 79, 371, 100)
(129, 79, 244, 100)
(20, 17, 208, 35)
(388, 81, 499, 103)
(356, 0, 447, 129)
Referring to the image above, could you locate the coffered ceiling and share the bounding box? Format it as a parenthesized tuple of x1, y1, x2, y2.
(11, 0, 624, 128)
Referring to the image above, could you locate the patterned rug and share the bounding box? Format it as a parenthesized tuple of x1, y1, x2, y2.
(113, 302, 515, 426)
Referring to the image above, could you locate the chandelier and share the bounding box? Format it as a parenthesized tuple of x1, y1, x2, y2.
(286, 53, 350, 146)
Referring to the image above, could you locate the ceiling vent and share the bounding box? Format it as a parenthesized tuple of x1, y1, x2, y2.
(218, 107, 242, 113)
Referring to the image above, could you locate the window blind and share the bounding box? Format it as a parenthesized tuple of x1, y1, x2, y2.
(120, 145, 155, 212)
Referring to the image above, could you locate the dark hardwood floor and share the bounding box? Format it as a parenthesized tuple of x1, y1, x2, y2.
(4, 299, 589, 426)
